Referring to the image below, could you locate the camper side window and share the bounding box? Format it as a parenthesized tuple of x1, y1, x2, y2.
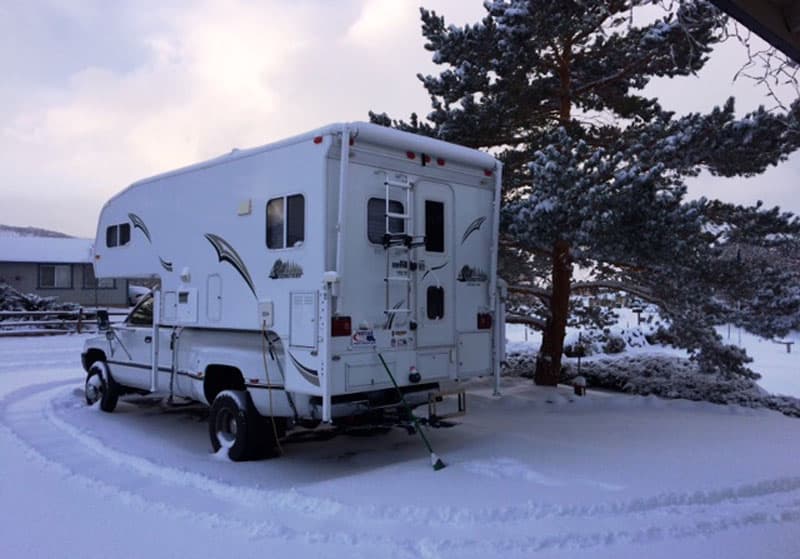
(105, 223, 131, 248)
(267, 195, 305, 249)
(119, 223, 131, 245)
(106, 226, 118, 247)
(367, 198, 405, 244)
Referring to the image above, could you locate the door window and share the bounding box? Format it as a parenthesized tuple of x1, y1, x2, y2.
(427, 286, 445, 320)
(128, 296, 154, 326)
(425, 200, 445, 253)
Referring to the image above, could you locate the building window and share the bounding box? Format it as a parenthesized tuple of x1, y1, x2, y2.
(106, 223, 131, 248)
(425, 200, 445, 253)
(39, 264, 72, 289)
(82, 265, 115, 289)
(367, 198, 405, 244)
(267, 194, 305, 249)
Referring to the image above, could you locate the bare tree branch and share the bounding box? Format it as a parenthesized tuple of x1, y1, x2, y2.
(507, 284, 552, 303)
(571, 280, 671, 311)
(506, 313, 547, 330)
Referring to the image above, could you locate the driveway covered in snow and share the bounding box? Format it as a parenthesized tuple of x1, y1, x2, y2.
(1, 334, 799, 558)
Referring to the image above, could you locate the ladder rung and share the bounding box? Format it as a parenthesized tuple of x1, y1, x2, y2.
(384, 276, 411, 282)
(386, 212, 410, 220)
(384, 308, 412, 314)
(385, 180, 412, 189)
(383, 234, 412, 248)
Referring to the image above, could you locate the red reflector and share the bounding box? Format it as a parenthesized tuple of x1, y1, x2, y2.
(477, 313, 493, 330)
(437, 158, 445, 166)
(484, 169, 493, 177)
(406, 151, 416, 160)
(331, 316, 352, 337)
(313, 136, 323, 144)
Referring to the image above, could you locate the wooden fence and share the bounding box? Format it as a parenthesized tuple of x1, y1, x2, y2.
(0, 309, 128, 337)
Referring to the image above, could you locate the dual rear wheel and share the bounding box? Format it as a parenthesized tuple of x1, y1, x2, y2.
(208, 390, 284, 462)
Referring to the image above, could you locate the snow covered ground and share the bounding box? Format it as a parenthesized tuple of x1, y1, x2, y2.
(2, 334, 800, 558)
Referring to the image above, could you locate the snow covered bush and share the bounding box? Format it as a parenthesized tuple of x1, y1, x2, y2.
(602, 335, 626, 354)
(503, 350, 800, 418)
(0, 283, 78, 313)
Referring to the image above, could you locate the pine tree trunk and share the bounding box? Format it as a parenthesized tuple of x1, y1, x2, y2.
(534, 240, 572, 386)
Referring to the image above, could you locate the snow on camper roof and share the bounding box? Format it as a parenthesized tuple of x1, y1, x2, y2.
(123, 122, 499, 192)
(0, 236, 93, 264)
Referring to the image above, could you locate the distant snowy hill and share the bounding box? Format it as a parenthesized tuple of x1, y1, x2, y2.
(0, 224, 72, 238)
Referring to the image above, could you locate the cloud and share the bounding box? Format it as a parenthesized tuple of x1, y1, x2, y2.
(0, 0, 318, 235)
(0, 0, 796, 237)
(345, 0, 417, 46)
(0, 0, 488, 237)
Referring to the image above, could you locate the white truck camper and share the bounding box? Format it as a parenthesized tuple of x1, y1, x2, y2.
(81, 122, 506, 461)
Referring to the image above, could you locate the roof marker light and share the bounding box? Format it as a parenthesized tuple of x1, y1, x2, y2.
(406, 151, 416, 160)
(313, 136, 323, 144)
(484, 169, 493, 177)
(437, 158, 445, 166)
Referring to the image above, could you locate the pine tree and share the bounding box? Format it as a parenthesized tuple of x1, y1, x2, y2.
(371, 0, 800, 382)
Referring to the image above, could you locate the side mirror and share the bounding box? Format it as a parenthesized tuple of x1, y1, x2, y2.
(96, 310, 110, 331)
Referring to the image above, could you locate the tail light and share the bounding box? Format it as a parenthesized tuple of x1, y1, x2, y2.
(477, 313, 493, 330)
(331, 316, 352, 337)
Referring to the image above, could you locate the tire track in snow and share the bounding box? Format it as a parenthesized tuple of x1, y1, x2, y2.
(0, 359, 78, 370)
(5, 381, 800, 557)
(0, 381, 422, 558)
(13, 381, 800, 527)
(40, 381, 800, 527)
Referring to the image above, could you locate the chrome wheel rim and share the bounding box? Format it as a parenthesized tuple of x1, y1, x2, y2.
(215, 408, 238, 447)
(85, 374, 103, 405)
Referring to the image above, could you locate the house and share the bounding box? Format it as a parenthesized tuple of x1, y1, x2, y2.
(0, 236, 129, 307)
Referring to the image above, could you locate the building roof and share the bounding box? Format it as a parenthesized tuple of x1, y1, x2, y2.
(711, 0, 800, 63)
(0, 236, 93, 264)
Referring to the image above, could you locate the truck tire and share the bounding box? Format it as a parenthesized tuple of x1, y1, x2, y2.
(85, 361, 119, 413)
(209, 390, 260, 461)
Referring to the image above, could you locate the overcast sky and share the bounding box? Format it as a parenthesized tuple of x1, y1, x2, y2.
(1, 0, 798, 238)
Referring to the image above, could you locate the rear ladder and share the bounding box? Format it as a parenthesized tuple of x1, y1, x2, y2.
(382, 174, 421, 327)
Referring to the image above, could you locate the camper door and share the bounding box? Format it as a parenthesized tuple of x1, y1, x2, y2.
(415, 181, 455, 349)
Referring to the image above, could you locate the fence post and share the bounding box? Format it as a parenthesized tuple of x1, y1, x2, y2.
(77, 308, 83, 334)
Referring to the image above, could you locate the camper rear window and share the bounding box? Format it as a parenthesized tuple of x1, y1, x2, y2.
(267, 194, 305, 249)
(367, 198, 405, 244)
